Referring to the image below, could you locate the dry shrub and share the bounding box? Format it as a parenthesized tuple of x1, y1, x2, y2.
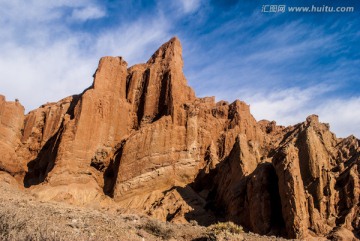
(0, 209, 60, 241)
(141, 219, 174, 240)
(208, 221, 243, 235)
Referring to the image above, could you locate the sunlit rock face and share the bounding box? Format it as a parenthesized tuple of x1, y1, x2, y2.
(0, 37, 359, 240)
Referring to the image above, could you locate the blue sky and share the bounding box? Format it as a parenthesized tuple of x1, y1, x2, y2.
(0, 0, 359, 137)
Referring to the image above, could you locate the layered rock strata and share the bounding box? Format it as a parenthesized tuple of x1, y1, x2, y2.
(0, 37, 359, 240)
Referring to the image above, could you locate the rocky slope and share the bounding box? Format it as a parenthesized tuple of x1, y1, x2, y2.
(0, 37, 359, 240)
(1, 175, 291, 241)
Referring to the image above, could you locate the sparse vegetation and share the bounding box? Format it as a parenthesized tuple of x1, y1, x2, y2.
(0, 210, 61, 241)
(141, 219, 174, 240)
(0, 179, 291, 241)
(208, 221, 244, 235)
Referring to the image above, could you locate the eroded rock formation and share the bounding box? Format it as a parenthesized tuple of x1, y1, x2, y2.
(0, 37, 359, 240)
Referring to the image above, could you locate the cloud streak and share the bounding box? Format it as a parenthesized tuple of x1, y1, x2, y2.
(178, 0, 202, 13)
(70, 6, 106, 21)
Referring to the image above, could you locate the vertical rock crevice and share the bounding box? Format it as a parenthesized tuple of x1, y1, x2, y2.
(136, 68, 151, 127)
(23, 124, 64, 188)
(103, 140, 126, 197)
(154, 71, 172, 122)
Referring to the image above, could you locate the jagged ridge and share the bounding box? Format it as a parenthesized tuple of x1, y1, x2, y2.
(0, 37, 359, 240)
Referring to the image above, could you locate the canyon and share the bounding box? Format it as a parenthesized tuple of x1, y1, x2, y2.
(0, 37, 359, 240)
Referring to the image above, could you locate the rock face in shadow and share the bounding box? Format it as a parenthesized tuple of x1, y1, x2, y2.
(271, 116, 359, 239)
(0, 37, 359, 240)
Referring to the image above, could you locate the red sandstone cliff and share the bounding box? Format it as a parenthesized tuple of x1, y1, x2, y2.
(0, 37, 359, 240)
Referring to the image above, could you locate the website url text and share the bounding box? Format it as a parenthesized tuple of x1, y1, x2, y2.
(262, 5, 354, 13)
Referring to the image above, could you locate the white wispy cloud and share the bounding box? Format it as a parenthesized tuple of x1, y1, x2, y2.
(93, 18, 170, 65)
(0, 0, 92, 24)
(242, 85, 333, 123)
(178, 0, 202, 13)
(70, 6, 106, 21)
(0, 38, 93, 110)
(315, 97, 360, 138)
